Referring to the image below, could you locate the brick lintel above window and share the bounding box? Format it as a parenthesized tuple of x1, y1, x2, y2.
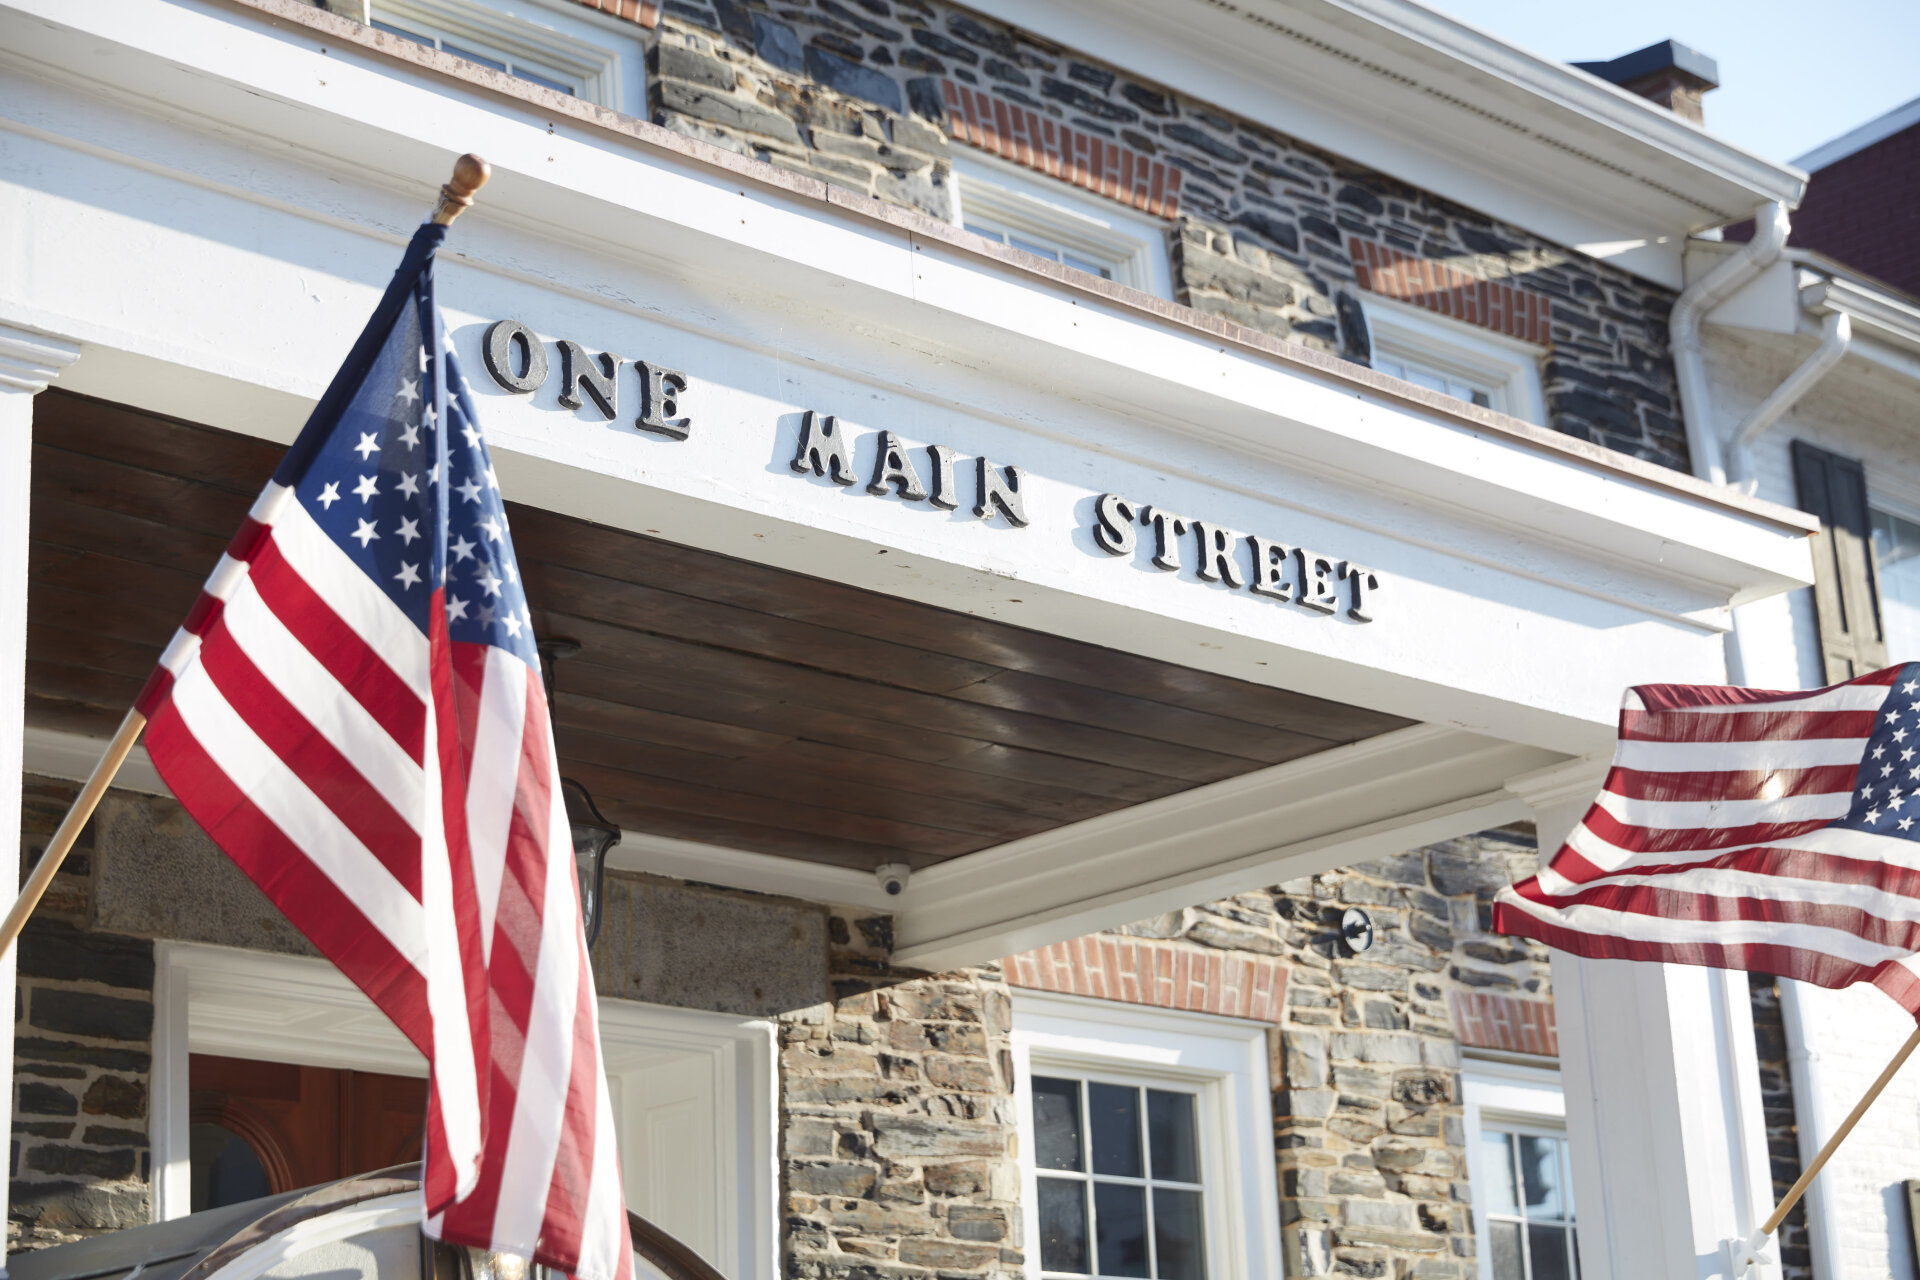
(1003, 937, 1285, 1022)
(568, 0, 658, 28)
(941, 79, 1183, 218)
(1350, 236, 1553, 347)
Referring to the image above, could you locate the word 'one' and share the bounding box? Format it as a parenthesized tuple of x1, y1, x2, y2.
(1093, 493, 1380, 621)
(790, 411, 1029, 528)
(481, 320, 691, 439)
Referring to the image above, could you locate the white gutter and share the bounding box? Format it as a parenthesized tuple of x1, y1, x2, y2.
(1778, 979, 1847, 1280)
(1673, 203, 1791, 486)
(1726, 309, 1852, 487)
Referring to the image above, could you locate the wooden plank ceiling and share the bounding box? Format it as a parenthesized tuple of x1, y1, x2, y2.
(27, 392, 1414, 872)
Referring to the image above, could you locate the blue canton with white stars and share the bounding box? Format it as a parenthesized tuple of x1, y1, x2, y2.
(289, 271, 539, 671)
(1839, 663, 1920, 837)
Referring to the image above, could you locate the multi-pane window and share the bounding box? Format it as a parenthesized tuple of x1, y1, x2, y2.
(1477, 1125, 1578, 1280)
(1031, 1074, 1207, 1280)
(1871, 507, 1920, 662)
(1372, 352, 1496, 410)
(963, 217, 1117, 280)
(372, 15, 579, 94)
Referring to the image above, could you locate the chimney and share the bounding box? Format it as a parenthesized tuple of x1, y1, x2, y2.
(1574, 40, 1720, 124)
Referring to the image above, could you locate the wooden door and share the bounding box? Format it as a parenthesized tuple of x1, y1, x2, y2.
(189, 1053, 428, 1207)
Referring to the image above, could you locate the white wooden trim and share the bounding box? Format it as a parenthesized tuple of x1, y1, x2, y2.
(151, 943, 780, 1277)
(951, 152, 1174, 298)
(1363, 294, 1548, 425)
(370, 0, 645, 114)
(1461, 1060, 1568, 1280)
(1009, 989, 1282, 1280)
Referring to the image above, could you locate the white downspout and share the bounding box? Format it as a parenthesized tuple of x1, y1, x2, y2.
(1727, 309, 1853, 488)
(1672, 202, 1791, 485)
(1778, 980, 1847, 1280)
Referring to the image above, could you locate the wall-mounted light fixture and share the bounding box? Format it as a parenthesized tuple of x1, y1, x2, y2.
(538, 638, 621, 949)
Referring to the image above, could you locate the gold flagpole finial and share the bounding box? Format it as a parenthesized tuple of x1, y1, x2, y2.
(431, 154, 491, 226)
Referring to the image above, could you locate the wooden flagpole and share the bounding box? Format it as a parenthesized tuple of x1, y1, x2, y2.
(0, 153, 491, 966)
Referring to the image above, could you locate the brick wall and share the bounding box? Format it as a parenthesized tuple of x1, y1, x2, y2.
(644, 0, 1690, 469)
(1790, 122, 1920, 300)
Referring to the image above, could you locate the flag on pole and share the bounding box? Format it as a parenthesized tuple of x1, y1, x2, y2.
(1493, 664, 1920, 1015)
(134, 221, 634, 1280)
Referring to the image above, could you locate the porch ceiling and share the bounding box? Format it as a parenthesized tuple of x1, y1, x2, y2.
(27, 392, 1413, 873)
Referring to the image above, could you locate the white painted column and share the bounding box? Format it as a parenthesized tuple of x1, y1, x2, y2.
(0, 325, 83, 1259)
(1506, 759, 1779, 1280)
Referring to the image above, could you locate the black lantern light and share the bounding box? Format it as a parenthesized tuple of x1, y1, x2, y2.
(538, 638, 621, 948)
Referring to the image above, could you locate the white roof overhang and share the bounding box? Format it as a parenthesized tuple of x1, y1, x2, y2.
(966, 0, 1807, 288)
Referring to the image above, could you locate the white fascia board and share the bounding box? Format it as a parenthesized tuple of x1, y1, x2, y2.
(890, 724, 1556, 970)
(961, 0, 1803, 286)
(0, 0, 1813, 754)
(1802, 275, 1920, 362)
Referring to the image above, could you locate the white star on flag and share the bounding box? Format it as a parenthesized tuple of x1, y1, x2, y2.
(396, 517, 421, 545)
(351, 519, 379, 548)
(354, 432, 381, 460)
(394, 561, 421, 588)
(318, 481, 341, 509)
(354, 474, 379, 502)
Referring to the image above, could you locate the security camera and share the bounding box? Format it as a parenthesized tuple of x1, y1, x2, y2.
(875, 862, 912, 897)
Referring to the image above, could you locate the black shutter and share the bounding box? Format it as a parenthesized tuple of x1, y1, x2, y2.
(1792, 440, 1888, 682)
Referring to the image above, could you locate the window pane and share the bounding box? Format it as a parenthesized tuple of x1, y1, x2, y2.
(1480, 1131, 1519, 1215)
(1147, 1090, 1200, 1183)
(1529, 1223, 1575, 1280)
(1061, 251, 1114, 279)
(1088, 1082, 1143, 1177)
(513, 67, 577, 95)
(1094, 1181, 1150, 1278)
(1153, 1186, 1207, 1280)
(371, 19, 435, 47)
(1518, 1134, 1565, 1219)
(1038, 1176, 1090, 1273)
(441, 42, 510, 72)
(1470, 389, 1493, 408)
(189, 1123, 271, 1212)
(963, 222, 1007, 244)
(1009, 234, 1063, 262)
(1488, 1220, 1525, 1280)
(1374, 356, 1407, 380)
(1033, 1077, 1084, 1172)
(1873, 509, 1920, 663)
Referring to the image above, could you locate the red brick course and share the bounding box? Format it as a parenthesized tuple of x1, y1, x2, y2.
(1449, 990, 1558, 1057)
(1348, 237, 1552, 347)
(941, 80, 1183, 218)
(1002, 937, 1285, 1023)
(570, 0, 659, 27)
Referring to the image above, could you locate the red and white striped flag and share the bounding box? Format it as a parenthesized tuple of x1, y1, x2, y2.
(134, 222, 633, 1280)
(1494, 664, 1920, 1014)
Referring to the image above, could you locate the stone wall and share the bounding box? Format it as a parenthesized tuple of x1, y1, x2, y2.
(11, 779, 153, 1253)
(643, 0, 1690, 469)
(782, 912, 1022, 1280)
(1749, 977, 1813, 1280)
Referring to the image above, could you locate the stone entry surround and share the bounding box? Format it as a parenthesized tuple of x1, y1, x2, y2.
(13, 771, 1583, 1280)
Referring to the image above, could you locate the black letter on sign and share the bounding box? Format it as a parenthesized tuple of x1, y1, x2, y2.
(926, 445, 960, 509)
(975, 458, 1029, 527)
(1093, 493, 1137, 556)
(1141, 507, 1189, 571)
(636, 362, 690, 439)
(868, 432, 929, 500)
(1191, 521, 1246, 587)
(1343, 562, 1380, 622)
(483, 320, 548, 393)
(557, 340, 621, 420)
(1295, 549, 1339, 613)
(1246, 535, 1294, 602)
(791, 411, 857, 485)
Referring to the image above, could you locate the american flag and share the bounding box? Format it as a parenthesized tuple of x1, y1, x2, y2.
(1493, 665, 1920, 1014)
(135, 222, 634, 1280)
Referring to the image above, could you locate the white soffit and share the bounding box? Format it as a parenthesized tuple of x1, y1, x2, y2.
(963, 0, 1806, 286)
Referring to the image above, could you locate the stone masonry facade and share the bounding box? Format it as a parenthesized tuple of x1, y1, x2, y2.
(640, 0, 1691, 468)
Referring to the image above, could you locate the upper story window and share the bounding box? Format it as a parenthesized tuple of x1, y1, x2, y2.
(1013, 991, 1283, 1280)
(1871, 506, 1920, 661)
(362, 0, 646, 114)
(1364, 294, 1548, 424)
(1463, 1060, 1580, 1280)
(952, 154, 1174, 298)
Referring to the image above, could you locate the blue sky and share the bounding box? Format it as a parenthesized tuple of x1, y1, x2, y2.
(1427, 0, 1920, 167)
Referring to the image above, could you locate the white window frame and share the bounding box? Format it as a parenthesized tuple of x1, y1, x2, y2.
(1363, 294, 1548, 424)
(1461, 1056, 1572, 1280)
(150, 942, 778, 1280)
(951, 152, 1174, 298)
(1010, 989, 1282, 1280)
(358, 0, 646, 115)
